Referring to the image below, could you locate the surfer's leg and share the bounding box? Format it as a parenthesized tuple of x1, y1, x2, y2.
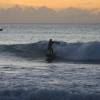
(47, 47, 53, 55)
(50, 48, 53, 55)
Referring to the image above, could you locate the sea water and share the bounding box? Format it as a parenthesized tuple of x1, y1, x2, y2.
(0, 23, 100, 100)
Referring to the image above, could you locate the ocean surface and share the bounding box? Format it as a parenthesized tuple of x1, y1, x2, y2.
(0, 23, 100, 100)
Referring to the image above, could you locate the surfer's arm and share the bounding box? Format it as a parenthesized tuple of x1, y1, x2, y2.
(53, 41, 60, 44)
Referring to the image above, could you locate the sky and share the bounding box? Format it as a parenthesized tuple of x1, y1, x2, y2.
(0, 0, 100, 9)
(0, 0, 100, 23)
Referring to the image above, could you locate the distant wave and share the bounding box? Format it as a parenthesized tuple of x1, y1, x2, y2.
(0, 89, 100, 100)
(0, 41, 100, 63)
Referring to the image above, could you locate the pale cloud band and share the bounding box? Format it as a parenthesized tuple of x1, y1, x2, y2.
(0, 6, 100, 23)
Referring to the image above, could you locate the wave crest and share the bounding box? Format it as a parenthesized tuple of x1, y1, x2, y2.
(0, 41, 100, 62)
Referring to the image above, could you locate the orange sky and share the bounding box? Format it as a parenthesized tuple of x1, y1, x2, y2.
(0, 0, 100, 9)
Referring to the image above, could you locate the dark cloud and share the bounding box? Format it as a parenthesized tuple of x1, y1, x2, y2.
(0, 6, 100, 23)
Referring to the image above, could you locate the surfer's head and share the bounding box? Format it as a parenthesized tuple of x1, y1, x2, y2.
(49, 39, 52, 42)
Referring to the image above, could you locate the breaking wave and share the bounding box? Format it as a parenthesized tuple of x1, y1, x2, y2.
(0, 41, 100, 62)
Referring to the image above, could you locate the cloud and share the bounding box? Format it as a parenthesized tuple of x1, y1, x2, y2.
(0, 6, 100, 23)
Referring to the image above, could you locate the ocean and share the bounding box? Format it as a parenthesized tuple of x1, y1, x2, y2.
(0, 23, 100, 100)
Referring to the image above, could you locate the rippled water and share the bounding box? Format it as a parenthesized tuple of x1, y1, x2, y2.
(0, 23, 100, 100)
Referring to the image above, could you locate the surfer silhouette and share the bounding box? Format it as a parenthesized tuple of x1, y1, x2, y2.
(46, 39, 56, 62)
(47, 39, 54, 55)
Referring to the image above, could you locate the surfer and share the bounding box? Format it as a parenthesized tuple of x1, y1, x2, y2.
(47, 39, 54, 55)
(46, 39, 56, 62)
(0, 28, 3, 31)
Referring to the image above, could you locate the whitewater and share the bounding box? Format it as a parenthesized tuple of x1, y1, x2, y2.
(0, 23, 100, 100)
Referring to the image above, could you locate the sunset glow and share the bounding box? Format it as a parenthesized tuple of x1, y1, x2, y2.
(0, 0, 100, 9)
